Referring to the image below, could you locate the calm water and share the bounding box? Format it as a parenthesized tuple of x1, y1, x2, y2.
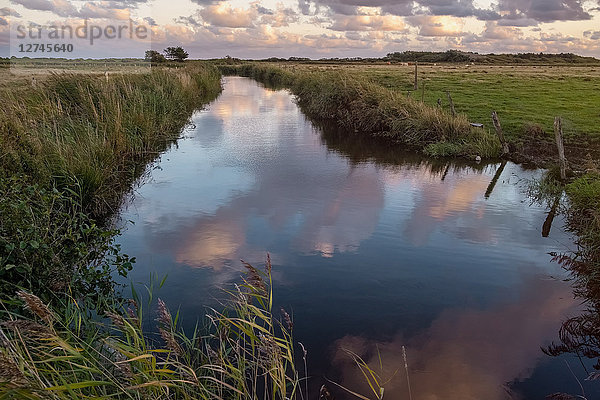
(116, 77, 595, 399)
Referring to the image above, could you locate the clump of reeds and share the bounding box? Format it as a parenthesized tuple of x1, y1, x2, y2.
(0, 63, 222, 217)
(0, 263, 300, 399)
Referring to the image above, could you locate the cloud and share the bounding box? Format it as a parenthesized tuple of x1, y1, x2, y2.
(301, 0, 596, 25)
(199, 3, 257, 28)
(7, 0, 599, 58)
(497, 0, 592, 23)
(0, 7, 22, 17)
(333, 275, 578, 400)
(78, 2, 131, 20)
(174, 15, 202, 26)
(416, 0, 500, 20)
(11, 0, 55, 13)
(584, 30, 600, 40)
(329, 14, 406, 31)
(259, 4, 298, 27)
(409, 15, 466, 37)
(479, 21, 522, 40)
(9, 0, 143, 19)
(298, 0, 312, 15)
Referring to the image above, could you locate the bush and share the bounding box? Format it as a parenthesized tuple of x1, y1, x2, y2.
(0, 175, 133, 306)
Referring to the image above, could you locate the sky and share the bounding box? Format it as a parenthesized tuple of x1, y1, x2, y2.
(1, 0, 599, 59)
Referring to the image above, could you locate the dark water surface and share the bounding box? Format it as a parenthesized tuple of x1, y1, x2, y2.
(116, 77, 595, 399)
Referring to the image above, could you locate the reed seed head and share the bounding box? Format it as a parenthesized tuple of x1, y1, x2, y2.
(280, 307, 293, 331)
(17, 291, 53, 324)
(155, 298, 183, 356)
(0, 353, 25, 387)
(1, 320, 53, 339)
(156, 298, 172, 327)
(266, 253, 272, 275)
(105, 312, 126, 330)
(242, 261, 265, 293)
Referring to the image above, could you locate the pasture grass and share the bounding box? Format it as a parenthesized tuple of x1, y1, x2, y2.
(314, 64, 600, 143)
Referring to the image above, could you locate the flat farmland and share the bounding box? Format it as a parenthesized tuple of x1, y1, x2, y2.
(296, 64, 600, 143)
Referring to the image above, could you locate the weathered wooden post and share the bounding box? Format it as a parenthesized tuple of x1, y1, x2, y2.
(491, 111, 509, 156)
(441, 163, 450, 181)
(485, 160, 507, 198)
(105, 71, 109, 83)
(414, 62, 418, 91)
(554, 116, 567, 181)
(542, 196, 561, 237)
(437, 98, 442, 107)
(446, 91, 456, 117)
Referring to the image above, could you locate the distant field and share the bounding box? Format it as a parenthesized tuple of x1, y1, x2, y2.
(4, 61, 600, 144)
(284, 63, 600, 143)
(0, 61, 149, 91)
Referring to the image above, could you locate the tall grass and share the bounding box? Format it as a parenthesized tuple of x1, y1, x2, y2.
(0, 64, 221, 216)
(0, 64, 222, 302)
(0, 261, 301, 399)
(219, 63, 500, 159)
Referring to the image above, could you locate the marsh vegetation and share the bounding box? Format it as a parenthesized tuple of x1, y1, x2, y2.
(1, 58, 600, 399)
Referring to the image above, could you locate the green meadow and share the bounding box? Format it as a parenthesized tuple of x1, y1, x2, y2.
(282, 63, 600, 143)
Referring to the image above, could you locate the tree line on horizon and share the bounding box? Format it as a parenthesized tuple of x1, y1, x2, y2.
(256, 49, 600, 64)
(2, 48, 598, 65)
(145, 46, 189, 63)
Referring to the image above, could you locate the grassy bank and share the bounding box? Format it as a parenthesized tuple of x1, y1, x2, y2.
(342, 64, 600, 142)
(0, 65, 307, 399)
(218, 63, 501, 159)
(221, 62, 600, 167)
(0, 64, 222, 303)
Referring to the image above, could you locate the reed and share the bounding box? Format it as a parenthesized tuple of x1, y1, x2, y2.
(0, 264, 301, 399)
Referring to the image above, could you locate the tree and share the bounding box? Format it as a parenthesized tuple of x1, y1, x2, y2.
(145, 50, 166, 63)
(163, 47, 189, 62)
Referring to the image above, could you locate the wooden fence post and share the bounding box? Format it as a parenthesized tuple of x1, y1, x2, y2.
(542, 196, 561, 237)
(485, 160, 507, 198)
(446, 91, 456, 117)
(414, 62, 418, 91)
(554, 116, 567, 181)
(491, 111, 509, 156)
